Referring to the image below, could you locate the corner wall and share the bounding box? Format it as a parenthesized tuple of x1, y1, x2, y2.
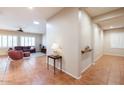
(78, 9, 104, 73)
(93, 24, 104, 62)
(78, 9, 94, 73)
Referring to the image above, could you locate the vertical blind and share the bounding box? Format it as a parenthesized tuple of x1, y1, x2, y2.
(110, 32, 124, 48)
(0, 35, 35, 48)
(0, 35, 17, 48)
(20, 36, 35, 46)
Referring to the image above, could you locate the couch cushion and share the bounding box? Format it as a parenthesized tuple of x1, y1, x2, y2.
(15, 46, 23, 50)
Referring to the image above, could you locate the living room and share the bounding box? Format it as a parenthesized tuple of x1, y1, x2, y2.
(0, 29, 42, 55)
(0, 0, 123, 93)
(0, 7, 124, 85)
(0, 7, 48, 58)
(0, 7, 63, 84)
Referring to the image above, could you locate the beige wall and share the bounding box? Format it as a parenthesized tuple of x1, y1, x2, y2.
(0, 29, 42, 55)
(104, 29, 124, 56)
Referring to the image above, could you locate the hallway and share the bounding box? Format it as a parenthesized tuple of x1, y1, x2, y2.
(79, 55, 124, 84)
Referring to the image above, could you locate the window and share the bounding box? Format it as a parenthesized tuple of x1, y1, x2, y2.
(110, 33, 124, 48)
(0, 35, 1, 47)
(28, 37, 32, 46)
(24, 37, 28, 46)
(32, 37, 35, 46)
(2, 35, 7, 47)
(8, 36, 13, 47)
(21, 37, 24, 46)
(0, 35, 17, 48)
(0, 35, 35, 48)
(13, 36, 17, 46)
(21, 36, 35, 46)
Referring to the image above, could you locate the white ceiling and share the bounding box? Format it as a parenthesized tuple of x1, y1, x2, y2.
(0, 7, 63, 33)
(85, 7, 120, 17)
(0, 7, 123, 33)
(85, 7, 124, 31)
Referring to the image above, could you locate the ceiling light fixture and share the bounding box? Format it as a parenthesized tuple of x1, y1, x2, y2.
(33, 21, 40, 25)
(28, 7, 33, 9)
(110, 26, 114, 28)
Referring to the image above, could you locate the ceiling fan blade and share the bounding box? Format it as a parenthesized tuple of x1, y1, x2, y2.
(17, 28, 23, 32)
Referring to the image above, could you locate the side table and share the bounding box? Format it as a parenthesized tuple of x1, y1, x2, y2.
(47, 55, 62, 74)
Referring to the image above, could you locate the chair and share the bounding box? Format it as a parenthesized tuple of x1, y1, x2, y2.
(8, 50, 24, 60)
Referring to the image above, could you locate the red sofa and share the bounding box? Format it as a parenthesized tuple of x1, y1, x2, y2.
(8, 50, 24, 60)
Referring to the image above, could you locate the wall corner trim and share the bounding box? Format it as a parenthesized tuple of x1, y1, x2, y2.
(81, 63, 92, 74)
(62, 69, 81, 80)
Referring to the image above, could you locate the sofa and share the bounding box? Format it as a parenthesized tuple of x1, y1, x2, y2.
(8, 50, 24, 60)
(14, 46, 36, 53)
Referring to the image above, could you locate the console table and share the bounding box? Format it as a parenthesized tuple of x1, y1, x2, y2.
(47, 55, 62, 74)
(41, 48, 46, 54)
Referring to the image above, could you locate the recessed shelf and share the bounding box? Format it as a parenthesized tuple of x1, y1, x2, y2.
(81, 49, 92, 54)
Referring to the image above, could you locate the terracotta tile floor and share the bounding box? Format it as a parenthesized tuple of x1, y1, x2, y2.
(0, 55, 124, 85)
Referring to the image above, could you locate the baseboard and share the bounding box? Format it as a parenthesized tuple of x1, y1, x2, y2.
(94, 54, 103, 62)
(104, 53, 124, 57)
(62, 69, 81, 79)
(48, 62, 81, 79)
(0, 54, 8, 56)
(81, 63, 92, 74)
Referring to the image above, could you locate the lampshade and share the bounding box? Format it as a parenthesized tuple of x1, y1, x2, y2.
(51, 43, 59, 50)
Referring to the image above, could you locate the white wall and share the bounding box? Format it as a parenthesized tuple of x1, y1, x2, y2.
(46, 8, 104, 79)
(42, 33, 47, 47)
(46, 8, 80, 78)
(104, 29, 124, 56)
(42, 21, 47, 47)
(78, 9, 94, 73)
(93, 24, 104, 62)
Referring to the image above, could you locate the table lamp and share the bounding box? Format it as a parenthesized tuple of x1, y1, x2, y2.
(51, 43, 60, 56)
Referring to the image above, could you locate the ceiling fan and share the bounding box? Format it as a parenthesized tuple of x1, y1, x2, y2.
(17, 28, 24, 32)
